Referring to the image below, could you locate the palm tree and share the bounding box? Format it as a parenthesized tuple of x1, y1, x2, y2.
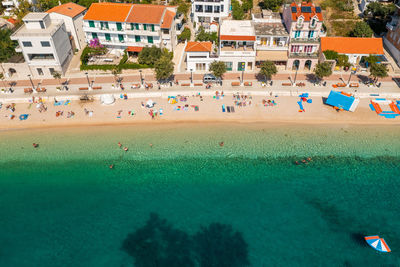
(112, 66, 122, 87)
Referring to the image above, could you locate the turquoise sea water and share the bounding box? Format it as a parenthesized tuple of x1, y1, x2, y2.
(1, 123, 400, 266)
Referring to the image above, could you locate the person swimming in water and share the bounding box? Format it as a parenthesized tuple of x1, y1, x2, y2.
(109, 164, 114, 169)
(32, 143, 39, 148)
(124, 147, 128, 152)
(219, 142, 224, 147)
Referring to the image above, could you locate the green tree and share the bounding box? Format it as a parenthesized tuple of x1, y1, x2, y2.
(369, 63, 388, 84)
(349, 21, 374, 37)
(52, 71, 62, 86)
(77, 0, 98, 8)
(364, 54, 379, 66)
(209, 61, 227, 80)
(177, 1, 190, 19)
(154, 55, 174, 81)
(178, 27, 191, 42)
(259, 60, 277, 81)
(336, 54, 350, 68)
(0, 29, 17, 62)
(323, 50, 339, 60)
(111, 66, 122, 85)
(195, 27, 218, 43)
(263, 0, 283, 12)
(13, 0, 32, 21)
(138, 46, 162, 65)
(231, 0, 244, 20)
(314, 62, 332, 82)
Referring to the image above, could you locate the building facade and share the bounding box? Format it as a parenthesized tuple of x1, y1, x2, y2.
(191, 0, 230, 31)
(82, 3, 181, 55)
(384, 3, 400, 67)
(11, 12, 73, 77)
(219, 20, 256, 72)
(47, 3, 87, 50)
(253, 10, 289, 69)
(185, 41, 215, 72)
(283, 2, 324, 70)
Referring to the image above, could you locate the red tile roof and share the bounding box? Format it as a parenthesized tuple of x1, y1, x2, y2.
(290, 2, 323, 22)
(127, 46, 143, 52)
(127, 4, 166, 24)
(83, 3, 132, 22)
(185, 42, 212, 52)
(161, 10, 175, 29)
(321, 37, 384, 55)
(47, 2, 86, 18)
(220, 35, 256, 41)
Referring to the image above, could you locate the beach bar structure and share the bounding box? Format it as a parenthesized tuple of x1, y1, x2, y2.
(325, 90, 359, 112)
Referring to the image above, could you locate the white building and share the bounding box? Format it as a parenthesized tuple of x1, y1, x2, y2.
(185, 41, 216, 72)
(2, 0, 36, 16)
(82, 3, 181, 55)
(219, 20, 256, 71)
(253, 10, 289, 68)
(47, 2, 87, 50)
(191, 0, 230, 31)
(11, 12, 73, 77)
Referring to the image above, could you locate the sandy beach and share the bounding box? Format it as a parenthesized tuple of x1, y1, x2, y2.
(1, 90, 399, 130)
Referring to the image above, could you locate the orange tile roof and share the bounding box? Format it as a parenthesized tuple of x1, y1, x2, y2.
(83, 3, 132, 22)
(220, 35, 256, 41)
(161, 10, 175, 29)
(127, 46, 143, 52)
(185, 42, 212, 52)
(320, 37, 384, 55)
(290, 2, 323, 22)
(47, 2, 86, 18)
(126, 4, 166, 24)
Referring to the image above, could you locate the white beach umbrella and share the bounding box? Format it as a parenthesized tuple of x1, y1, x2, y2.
(100, 94, 115, 105)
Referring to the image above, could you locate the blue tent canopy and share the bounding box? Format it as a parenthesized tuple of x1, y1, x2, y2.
(326, 91, 359, 112)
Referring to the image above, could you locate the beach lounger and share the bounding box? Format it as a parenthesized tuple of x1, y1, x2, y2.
(24, 88, 33, 93)
(79, 87, 89, 90)
(92, 86, 102, 90)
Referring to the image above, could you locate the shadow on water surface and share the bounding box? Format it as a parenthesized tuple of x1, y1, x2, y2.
(121, 213, 250, 267)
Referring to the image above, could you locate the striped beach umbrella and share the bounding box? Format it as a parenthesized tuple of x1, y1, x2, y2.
(365, 236, 391, 253)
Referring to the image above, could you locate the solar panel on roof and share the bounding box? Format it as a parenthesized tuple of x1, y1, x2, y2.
(301, 6, 311, 13)
(316, 7, 321, 13)
(291, 6, 297, 13)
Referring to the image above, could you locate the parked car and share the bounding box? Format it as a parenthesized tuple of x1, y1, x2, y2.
(203, 73, 219, 83)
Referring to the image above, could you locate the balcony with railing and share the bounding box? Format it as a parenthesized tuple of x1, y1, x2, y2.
(289, 52, 318, 58)
(291, 37, 320, 43)
(2, 0, 14, 7)
(125, 28, 160, 36)
(220, 42, 256, 56)
(386, 16, 399, 31)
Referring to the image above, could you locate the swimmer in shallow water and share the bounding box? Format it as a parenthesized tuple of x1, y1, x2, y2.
(149, 143, 153, 148)
(219, 142, 224, 147)
(124, 147, 128, 152)
(307, 157, 312, 161)
(32, 143, 39, 148)
(109, 164, 114, 169)
(295, 161, 300, 165)
(118, 142, 122, 148)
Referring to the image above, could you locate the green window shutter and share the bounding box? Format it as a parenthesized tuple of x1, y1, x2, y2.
(151, 24, 155, 32)
(92, 32, 98, 39)
(105, 33, 111, 41)
(131, 23, 134, 30)
(118, 34, 124, 42)
(89, 21, 95, 28)
(135, 23, 139, 30)
(100, 22, 104, 28)
(135, 35, 140, 42)
(143, 24, 147, 30)
(147, 36, 153, 44)
(117, 23, 122, 31)
(105, 22, 109, 29)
